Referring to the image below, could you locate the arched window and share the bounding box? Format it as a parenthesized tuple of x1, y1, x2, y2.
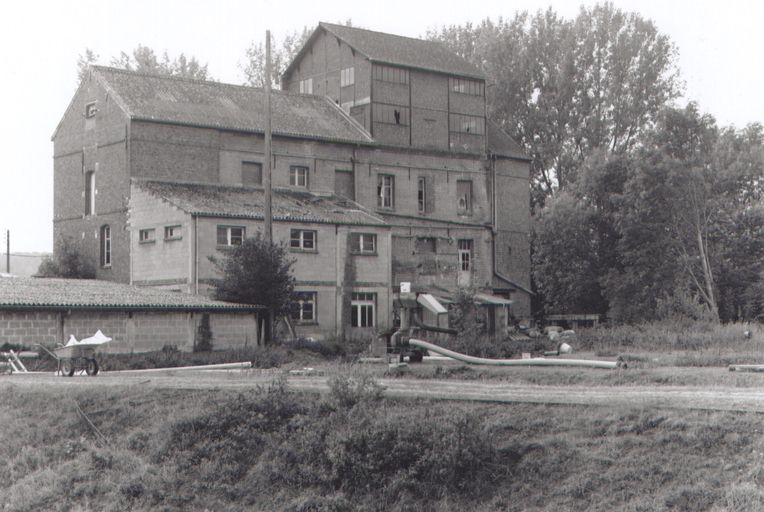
(100, 225, 111, 268)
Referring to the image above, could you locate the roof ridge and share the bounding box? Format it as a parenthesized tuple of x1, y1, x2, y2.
(319, 21, 441, 48)
(90, 65, 312, 98)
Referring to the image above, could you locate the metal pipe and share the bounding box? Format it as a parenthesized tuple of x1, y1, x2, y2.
(408, 338, 624, 369)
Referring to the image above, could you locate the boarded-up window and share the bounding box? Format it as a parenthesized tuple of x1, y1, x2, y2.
(335, 170, 355, 200)
(85, 171, 95, 215)
(457, 180, 472, 214)
(242, 161, 262, 186)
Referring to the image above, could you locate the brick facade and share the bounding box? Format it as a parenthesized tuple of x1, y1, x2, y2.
(52, 24, 533, 335)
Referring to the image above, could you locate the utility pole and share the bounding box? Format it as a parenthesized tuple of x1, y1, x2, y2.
(263, 30, 274, 344)
(5, 230, 9, 274)
(264, 30, 273, 243)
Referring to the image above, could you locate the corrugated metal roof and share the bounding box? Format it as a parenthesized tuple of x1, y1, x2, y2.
(89, 66, 374, 145)
(284, 23, 485, 80)
(0, 277, 264, 311)
(135, 180, 389, 227)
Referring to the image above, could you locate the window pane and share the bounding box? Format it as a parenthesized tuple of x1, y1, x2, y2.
(303, 231, 314, 249)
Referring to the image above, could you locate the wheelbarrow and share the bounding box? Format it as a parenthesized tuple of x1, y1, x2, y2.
(53, 330, 112, 377)
(54, 344, 100, 377)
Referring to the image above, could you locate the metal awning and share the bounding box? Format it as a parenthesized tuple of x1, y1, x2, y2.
(417, 293, 448, 314)
(473, 293, 513, 306)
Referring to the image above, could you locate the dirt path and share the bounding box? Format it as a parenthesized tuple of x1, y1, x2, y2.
(5, 369, 764, 413)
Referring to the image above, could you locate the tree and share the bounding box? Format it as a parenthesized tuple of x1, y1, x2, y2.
(209, 234, 295, 342)
(429, 3, 682, 208)
(37, 238, 95, 279)
(77, 45, 211, 82)
(241, 28, 312, 88)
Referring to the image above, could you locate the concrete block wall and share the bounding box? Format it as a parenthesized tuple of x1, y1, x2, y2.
(0, 311, 60, 346)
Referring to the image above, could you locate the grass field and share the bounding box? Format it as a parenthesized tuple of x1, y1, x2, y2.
(3, 377, 764, 511)
(2, 321, 763, 511)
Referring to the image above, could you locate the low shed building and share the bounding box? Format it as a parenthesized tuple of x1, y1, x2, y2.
(0, 277, 263, 353)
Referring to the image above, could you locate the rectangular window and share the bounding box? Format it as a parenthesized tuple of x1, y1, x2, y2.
(293, 292, 317, 323)
(417, 177, 426, 213)
(299, 78, 313, 94)
(340, 67, 355, 87)
(139, 228, 155, 243)
(457, 180, 472, 214)
(449, 113, 485, 135)
(101, 225, 111, 267)
(242, 161, 262, 186)
(350, 233, 377, 255)
(85, 101, 98, 118)
(373, 65, 409, 84)
(450, 78, 485, 96)
(377, 174, 394, 209)
(351, 292, 376, 327)
(164, 225, 182, 240)
(290, 229, 316, 251)
(373, 103, 409, 126)
(85, 171, 95, 216)
(217, 225, 245, 246)
(458, 239, 472, 271)
(290, 166, 309, 187)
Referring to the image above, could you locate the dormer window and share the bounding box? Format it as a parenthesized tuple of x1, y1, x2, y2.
(85, 102, 98, 118)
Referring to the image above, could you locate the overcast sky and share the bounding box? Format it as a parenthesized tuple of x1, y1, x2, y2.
(1, 0, 762, 254)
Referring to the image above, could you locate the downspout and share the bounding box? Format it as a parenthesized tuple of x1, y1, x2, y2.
(193, 214, 199, 295)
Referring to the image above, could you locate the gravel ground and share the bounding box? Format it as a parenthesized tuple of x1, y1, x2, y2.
(4, 365, 764, 413)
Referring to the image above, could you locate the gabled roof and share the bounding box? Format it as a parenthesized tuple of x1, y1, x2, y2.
(487, 120, 530, 161)
(0, 277, 264, 311)
(284, 23, 485, 80)
(134, 180, 388, 227)
(63, 66, 374, 145)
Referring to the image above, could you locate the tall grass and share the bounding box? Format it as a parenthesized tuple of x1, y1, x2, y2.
(4, 382, 764, 511)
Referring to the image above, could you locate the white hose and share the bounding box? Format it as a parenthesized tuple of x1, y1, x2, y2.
(408, 339, 623, 369)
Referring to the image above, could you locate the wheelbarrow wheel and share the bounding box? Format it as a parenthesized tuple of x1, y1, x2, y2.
(60, 359, 75, 377)
(85, 358, 99, 376)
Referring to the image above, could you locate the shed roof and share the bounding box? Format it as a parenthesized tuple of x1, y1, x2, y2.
(284, 23, 485, 80)
(64, 66, 374, 145)
(487, 121, 529, 161)
(134, 180, 388, 227)
(0, 277, 263, 312)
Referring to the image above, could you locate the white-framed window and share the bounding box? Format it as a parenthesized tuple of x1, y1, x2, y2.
(139, 228, 155, 244)
(299, 78, 313, 94)
(417, 177, 426, 214)
(457, 180, 472, 214)
(458, 239, 472, 271)
(290, 166, 309, 187)
(164, 225, 182, 240)
(351, 292, 376, 327)
(377, 174, 394, 209)
(217, 225, 245, 246)
(340, 67, 355, 87)
(242, 161, 262, 186)
(290, 229, 316, 251)
(100, 225, 111, 268)
(85, 171, 95, 216)
(350, 233, 376, 255)
(293, 291, 317, 323)
(450, 77, 485, 96)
